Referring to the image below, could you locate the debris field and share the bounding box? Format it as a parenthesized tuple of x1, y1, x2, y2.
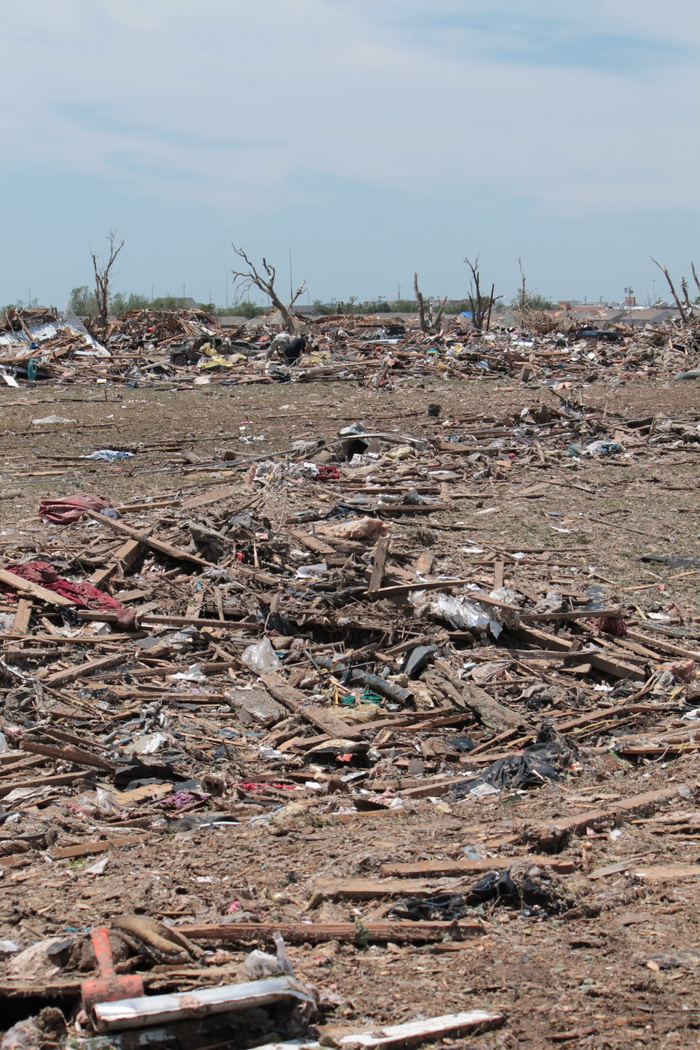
(0, 309, 699, 1049)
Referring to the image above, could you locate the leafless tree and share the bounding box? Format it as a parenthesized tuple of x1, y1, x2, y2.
(231, 246, 305, 332)
(692, 262, 700, 299)
(651, 258, 688, 322)
(91, 230, 124, 328)
(681, 276, 693, 311)
(518, 257, 527, 326)
(413, 273, 447, 333)
(464, 256, 498, 333)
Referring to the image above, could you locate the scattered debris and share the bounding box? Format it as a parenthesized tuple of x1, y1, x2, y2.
(0, 305, 698, 1047)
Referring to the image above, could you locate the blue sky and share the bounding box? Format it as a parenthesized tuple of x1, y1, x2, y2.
(0, 0, 698, 308)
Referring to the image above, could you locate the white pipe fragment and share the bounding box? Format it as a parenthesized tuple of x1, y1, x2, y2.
(338, 1010, 504, 1047)
(92, 976, 315, 1032)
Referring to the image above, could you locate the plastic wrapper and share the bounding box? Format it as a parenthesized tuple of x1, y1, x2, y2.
(242, 637, 282, 673)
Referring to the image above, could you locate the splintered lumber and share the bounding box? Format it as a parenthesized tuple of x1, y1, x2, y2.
(624, 628, 700, 661)
(552, 703, 675, 734)
(381, 856, 576, 877)
(0, 568, 73, 607)
(72, 609, 259, 630)
(371, 579, 519, 609)
(92, 976, 315, 1033)
(514, 625, 642, 679)
(337, 1011, 505, 1048)
(11, 599, 32, 634)
(0, 771, 97, 798)
(43, 651, 130, 686)
(261, 672, 362, 739)
(313, 877, 467, 900)
(90, 538, 145, 588)
(85, 510, 212, 569)
(175, 920, 483, 945)
(631, 864, 700, 882)
(368, 537, 390, 593)
(530, 785, 693, 850)
(49, 834, 148, 860)
(182, 484, 243, 509)
(523, 607, 622, 623)
(423, 665, 523, 731)
(288, 528, 335, 556)
(20, 738, 116, 772)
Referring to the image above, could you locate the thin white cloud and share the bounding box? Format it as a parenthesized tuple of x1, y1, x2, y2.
(0, 0, 698, 221)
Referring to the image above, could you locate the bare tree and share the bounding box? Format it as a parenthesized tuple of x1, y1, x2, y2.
(518, 257, 527, 326)
(464, 256, 499, 333)
(681, 276, 693, 311)
(231, 246, 305, 332)
(692, 262, 700, 300)
(413, 273, 447, 333)
(651, 258, 688, 322)
(91, 230, 124, 328)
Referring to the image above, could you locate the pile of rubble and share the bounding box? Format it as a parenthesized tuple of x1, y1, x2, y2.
(0, 306, 698, 389)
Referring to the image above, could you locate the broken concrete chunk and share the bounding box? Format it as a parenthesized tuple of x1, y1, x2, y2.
(227, 687, 287, 726)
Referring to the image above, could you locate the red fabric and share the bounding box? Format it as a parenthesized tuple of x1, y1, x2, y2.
(597, 616, 627, 637)
(1, 560, 136, 629)
(39, 493, 113, 524)
(315, 465, 340, 480)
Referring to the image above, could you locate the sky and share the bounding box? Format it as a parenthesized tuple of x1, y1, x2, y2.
(1, 0, 699, 309)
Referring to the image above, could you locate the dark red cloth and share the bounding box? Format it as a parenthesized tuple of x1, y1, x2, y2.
(598, 616, 627, 637)
(1, 560, 136, 629)
(39, 493, 113, 524)
(315, 465, 340, 480)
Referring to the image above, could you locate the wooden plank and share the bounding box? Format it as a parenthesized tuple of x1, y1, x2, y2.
(632, 864, 700, 882)
(381, 856, 576, 877)
(288, 528, 335, 556)
(44, 652, 131, 687)
(625, 629, 700, 661)
(0, 568, 73, 607)
(522, 607, 622, 624)
(49, 834, 148, 860)
(513, 625, 641, 679)
(414, 551, 434, 575)
(20, 739, 116, 772)
(617, 744, 700, 757)
(368, 537, 390, 594)
(175, 920, 483, 945)
(313, 878, 461, 900)
(261, 673, 362, 740)
(371, 579, 519, 610)
(0, 854, 32, 870)
(423, 664, 523, 732)
(551, 703, 670, 734)
(69, 610, 260, 630)
(337, 1010, 504, 1048)
(182, 485, 244, 510)
(90, 538, 145, 588)
(85, 510, 212, 569)
(397, 777, 472, 800)
(531, 785, 692, 849)
(113, 782, 173, 805)
(11, 599, 32, 634)
(0, 771, 97, 798)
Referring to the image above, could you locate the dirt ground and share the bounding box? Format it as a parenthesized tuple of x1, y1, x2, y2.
(0, 373, 699, 1049)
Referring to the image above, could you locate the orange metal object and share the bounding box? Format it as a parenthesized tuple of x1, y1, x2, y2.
(81, 926, 145, 1014)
